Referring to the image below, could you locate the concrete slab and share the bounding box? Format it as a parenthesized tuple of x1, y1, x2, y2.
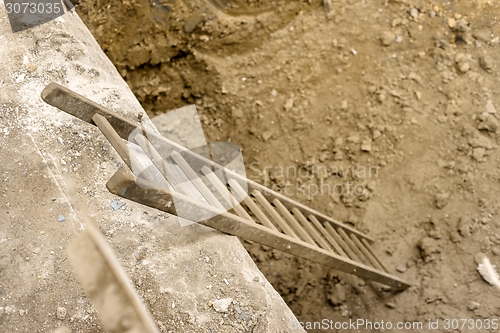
(0, 3, 303, 332)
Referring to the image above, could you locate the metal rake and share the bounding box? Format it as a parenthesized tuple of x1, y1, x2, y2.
(41, 82, 411, 291)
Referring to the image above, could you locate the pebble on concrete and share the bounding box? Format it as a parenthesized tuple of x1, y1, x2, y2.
(212, 298, 233, 313)
(56, 307, 67, 320)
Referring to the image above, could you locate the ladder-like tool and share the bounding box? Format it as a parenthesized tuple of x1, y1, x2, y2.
(42, 83, 411, 291)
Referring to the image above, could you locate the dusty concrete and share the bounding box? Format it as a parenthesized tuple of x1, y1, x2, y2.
(0, 2, 302, 332)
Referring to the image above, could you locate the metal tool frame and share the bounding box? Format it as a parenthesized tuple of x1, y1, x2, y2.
(42, 82, 411, 291)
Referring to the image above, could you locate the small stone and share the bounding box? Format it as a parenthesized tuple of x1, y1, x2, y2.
(392, 18, 402, 27)
(261, 130, 273, 141)
(485, 100, 497, 114)
(26, 64, 37, 72)
(474, 30, 491, 42)
(385, 302, 396, 309)
(437, 115, 447, 123)
(253, 276, 260, 282)
(396, 265, 407, 273)
(367, 180, 376, 191)
(467, 301, 480, 311)
(212, 298, 233, 313)
(184, 11, 203, 33)
(361, 140, 372, 152)
(448, 17, 456, 29)
(380, 31, 395, 46)
(435, 192, 450, 209)
(327, 284, 346, 306)
(58, 214, 65, 223)
(340, 304, 349, 317)
(478, 113, 498, 132)
(110, 200, 125, 210)
(56, 307, 67, 320)
(479, 55, 493, 72)
(418, 237, 441, 261)
(378, 92, 387, 103)
(410, 8, 419, 19)
(284, 98, 294, 111)
(450, 231, 461, 243)
(429, 228, 443, 239)
(372, 130, 381, 140)
(492, 248, 500, 256)
(271, 89, 278, 97)
(323, 0, 335, 19)
(458, 217, 471, 237)
(15, 73, 26, 83)
(341, 100, 348, 110)
(458, 61, 470, 73)
(469, 135, 493, 149)
(472, 147, 486, 162)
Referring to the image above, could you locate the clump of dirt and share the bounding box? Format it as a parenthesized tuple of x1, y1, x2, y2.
(75, 0, 500, 331)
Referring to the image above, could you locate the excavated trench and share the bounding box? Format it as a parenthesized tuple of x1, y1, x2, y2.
(73, 0, 500, 331)
(73, 0, 337, 324)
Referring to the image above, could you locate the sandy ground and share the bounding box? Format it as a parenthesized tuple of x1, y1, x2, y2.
(71, 0, 500, 331)
(0, 2, 301, 332)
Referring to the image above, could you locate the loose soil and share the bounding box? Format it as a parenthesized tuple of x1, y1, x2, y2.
(74, 0, 500, 331)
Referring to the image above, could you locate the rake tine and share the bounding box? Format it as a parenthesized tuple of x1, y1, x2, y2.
(228, 179, 278, 231)
(252, 190, 297, 237)
(361, 238, 391, 273)
(201, 166, 254, 222)
(309, 215, 348, 257)
(171, 151, 225, 210)
(324, 224, 361, 262)
(351, 234, 387, 272)
(273, 199, 317, 245)
(292, 208, 334, 253)
(337, 228, 371, 266)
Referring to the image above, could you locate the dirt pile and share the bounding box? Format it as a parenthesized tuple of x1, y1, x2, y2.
(75, 0, 500, 331)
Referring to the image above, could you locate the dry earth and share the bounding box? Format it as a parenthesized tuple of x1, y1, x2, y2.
(71, 0, 500, 331)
